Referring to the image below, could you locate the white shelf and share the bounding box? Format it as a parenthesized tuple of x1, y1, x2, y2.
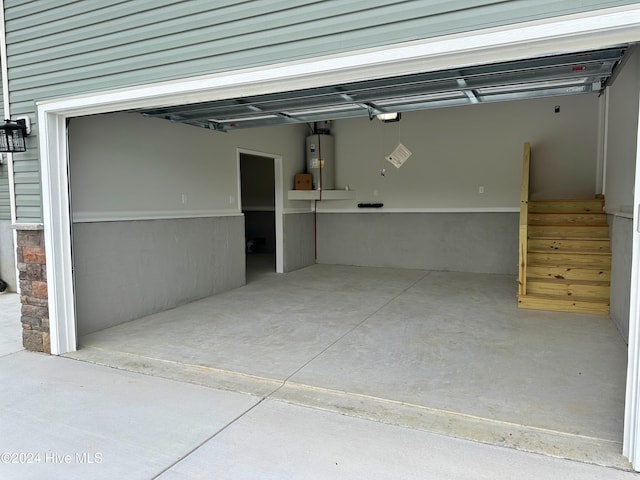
(288, 190, 355, 201)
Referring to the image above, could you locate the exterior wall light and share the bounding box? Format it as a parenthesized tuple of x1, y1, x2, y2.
(376, 112, 401, 123)
(0, 117, 30, 152)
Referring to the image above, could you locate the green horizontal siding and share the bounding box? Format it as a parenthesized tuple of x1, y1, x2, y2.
(10, 135, 39, 222)
(4, 0, 638, 223)
(0, 182, 9, 221)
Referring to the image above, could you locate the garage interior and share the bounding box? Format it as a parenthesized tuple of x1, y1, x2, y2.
(65, 44, 636, 467)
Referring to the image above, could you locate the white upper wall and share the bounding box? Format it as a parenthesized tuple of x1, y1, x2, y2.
(69, 93, 600, 219)
(329, 94, 599, 210)
(605, 47, 640, 214)
(69, 113, 307, 221)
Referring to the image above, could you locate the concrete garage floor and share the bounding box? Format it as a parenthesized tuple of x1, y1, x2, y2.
(68, 260, 629, 469)
(2, 352, 637, 480)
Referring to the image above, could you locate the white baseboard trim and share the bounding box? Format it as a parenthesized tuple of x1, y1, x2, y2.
(605, 207, 634, 220)
(72, 210, 243, 223)
(315, 207, 520, 214)
(283, 208, 314, 215)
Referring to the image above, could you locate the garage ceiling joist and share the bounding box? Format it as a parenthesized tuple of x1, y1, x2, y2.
(135, 45, 630, 132)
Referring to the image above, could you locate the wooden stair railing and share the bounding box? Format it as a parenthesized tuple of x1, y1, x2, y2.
(518, 142, 530, 299)
(517, 143, 610, 315)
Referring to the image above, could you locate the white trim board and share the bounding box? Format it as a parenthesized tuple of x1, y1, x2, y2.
(606, 205, 635, 219)
(283, 208, 314, 215)
(11, 223, 43, 230)
(315, 207, 520, 214)
(282, 207, 521, 214)
(606, 210, 635, 220)
(72, 210, 243, 223)
(623, 78, 640, 469)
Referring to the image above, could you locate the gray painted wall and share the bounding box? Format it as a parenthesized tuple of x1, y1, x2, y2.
(606, 47, 639, 214)
(69, 113, 307, 220)
(609, 215, 632, 343)
(605, 47, 638, 341)
(316, 212, 518, 275)
(73, 216, 245, 336)
(283, 213, 315, 272)
(6, 0, 638, 223)
(0, 220, 15, 291)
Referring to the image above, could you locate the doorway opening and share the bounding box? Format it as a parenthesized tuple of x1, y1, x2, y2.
(239, 151, 281, 283)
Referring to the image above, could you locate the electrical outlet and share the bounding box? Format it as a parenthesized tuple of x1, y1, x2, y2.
(478, 186, 485, 194)
(229, 195, 235, 204)
(181, 193, 187, 204)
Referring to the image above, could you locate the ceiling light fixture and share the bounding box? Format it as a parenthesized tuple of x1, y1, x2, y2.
(376, 112, 401, 123)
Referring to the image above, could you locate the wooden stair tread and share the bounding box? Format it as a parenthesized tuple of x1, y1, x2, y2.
(525, 266, 610, 282)
(528, 199, 604, 214)
(529, 216, 607, 221)
(519, 293, 609, 303)
(528, 263, 610, 270)
(529, 238, 609, 242)
(527, 238, 610, 254)
(528, 224, 609, 227)
(527, 253, 611, 267)
(528, 249, 611, 255)
(526, 277, 610, 286)
(527, 225, 609, 239)
(528, 199, 603, 202)
(527, 207, 605, 209)
(527, 213, 607, 226)
(525, 277, 610, 301)
(529, 236, 610, 240)
(528, 251, 611, 257)
(518, 294, 610, 315)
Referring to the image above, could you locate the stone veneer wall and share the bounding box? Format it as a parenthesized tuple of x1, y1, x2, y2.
(16, 229, 49, 353)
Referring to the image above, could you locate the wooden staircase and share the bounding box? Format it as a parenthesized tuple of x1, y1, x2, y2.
(517, 144, 610, 315)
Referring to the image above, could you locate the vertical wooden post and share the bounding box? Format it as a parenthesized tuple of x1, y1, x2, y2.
(518, 142, 531, 298)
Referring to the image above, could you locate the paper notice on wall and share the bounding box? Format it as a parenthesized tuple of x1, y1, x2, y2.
(386, 143, 412, 168)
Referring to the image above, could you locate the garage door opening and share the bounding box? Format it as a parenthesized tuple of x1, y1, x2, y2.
(39, 13, 640, 466)
(65, 97, 631, 468)
(66, 88, 632, 468)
